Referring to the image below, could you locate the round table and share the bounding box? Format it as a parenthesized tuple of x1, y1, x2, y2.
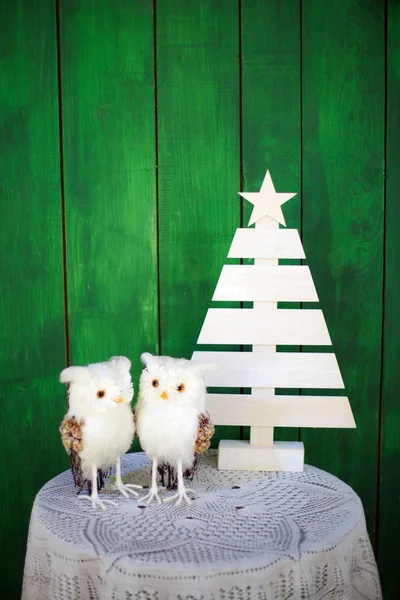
(22, 451, 381, 600)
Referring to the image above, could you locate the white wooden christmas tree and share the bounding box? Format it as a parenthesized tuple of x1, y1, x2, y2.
(192, 170, 356, 472)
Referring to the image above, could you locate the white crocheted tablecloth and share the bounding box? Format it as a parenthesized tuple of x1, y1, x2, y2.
(22, 451, 381, 600)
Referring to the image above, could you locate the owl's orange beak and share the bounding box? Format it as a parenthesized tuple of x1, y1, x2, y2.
(160, 390, 168, 400)
(112, 396, 124, 404)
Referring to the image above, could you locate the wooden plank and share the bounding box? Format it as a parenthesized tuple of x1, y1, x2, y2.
(218, 440, 304, 471)
(301, 0, 384, 538)
(241, 0, 301, 229)
(250, 427, 274, 445)
(378, 1, 400, 595)
(249, 274, 277, 450)
(248, 272, 279, 446)
(157, 0, 240, 447)
(198, 309, 332, 345)
(0, 1, 66, 597)
(241, 0, 301, 445)
(213, 265, 318, 302)
(228, 228, 305, 259)
(60, 0, 158, 393)
(206, 394, 356, 428)
(193, 351, 344, 388)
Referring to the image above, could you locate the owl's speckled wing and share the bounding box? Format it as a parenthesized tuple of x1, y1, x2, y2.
(59, 416, 110, 495)
(60, 415, 84, 453)
(195, 411, 215, 455)
(59, 416, 86, 489)
(59, 416, 86, 490)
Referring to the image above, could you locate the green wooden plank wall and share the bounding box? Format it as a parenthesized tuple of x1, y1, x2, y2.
(301, 0, 385, 537)
(241, 0, 301, 444)
(59, 0, 158, 402)
(0, 1, 67, 597)
(0, 1, 398, 598)
(380, 1, 400, 597)
(156, 0, 241, 446)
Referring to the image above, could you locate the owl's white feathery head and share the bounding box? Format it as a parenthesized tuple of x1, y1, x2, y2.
(140, 352, 154, 366)
(138, 353, 215, 412)
(60, 356, 134, 418)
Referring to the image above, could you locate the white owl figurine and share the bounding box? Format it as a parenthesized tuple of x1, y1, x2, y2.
(59, 356, 141, 510)
(135, 352, 215, 506)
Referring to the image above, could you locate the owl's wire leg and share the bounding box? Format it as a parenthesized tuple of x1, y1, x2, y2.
(79, 462, 118, 510)
(139, 459, 162, 505)
(163, 460, 196, 506)
(114, 456, 142, 498)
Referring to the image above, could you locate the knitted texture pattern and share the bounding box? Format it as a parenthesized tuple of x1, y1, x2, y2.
(22, 451, 381, 600)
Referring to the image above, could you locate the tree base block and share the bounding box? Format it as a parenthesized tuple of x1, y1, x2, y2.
(218, 439, 304, 472)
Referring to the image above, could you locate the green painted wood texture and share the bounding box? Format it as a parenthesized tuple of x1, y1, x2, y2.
(0, 1, 67, 597)
(0, 1, 399, 597)
(156, 0, 241, 445)
(301, 0, 385, 539)
(241, 0, 301, 443)
(59, 0, 158, 396)
(379, 1, 400, 597)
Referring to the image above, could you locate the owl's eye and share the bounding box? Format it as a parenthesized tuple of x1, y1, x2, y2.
(176, 383, 185, 393)
(97, 390, 105, 398)
(152, 379, 159, 388)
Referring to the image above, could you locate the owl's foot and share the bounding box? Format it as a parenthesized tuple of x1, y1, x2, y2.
(79, 495, 118, 511)
(115, 483, 142, 498)
(164, 487, 196, 506)
(139, 486, 162, 505)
